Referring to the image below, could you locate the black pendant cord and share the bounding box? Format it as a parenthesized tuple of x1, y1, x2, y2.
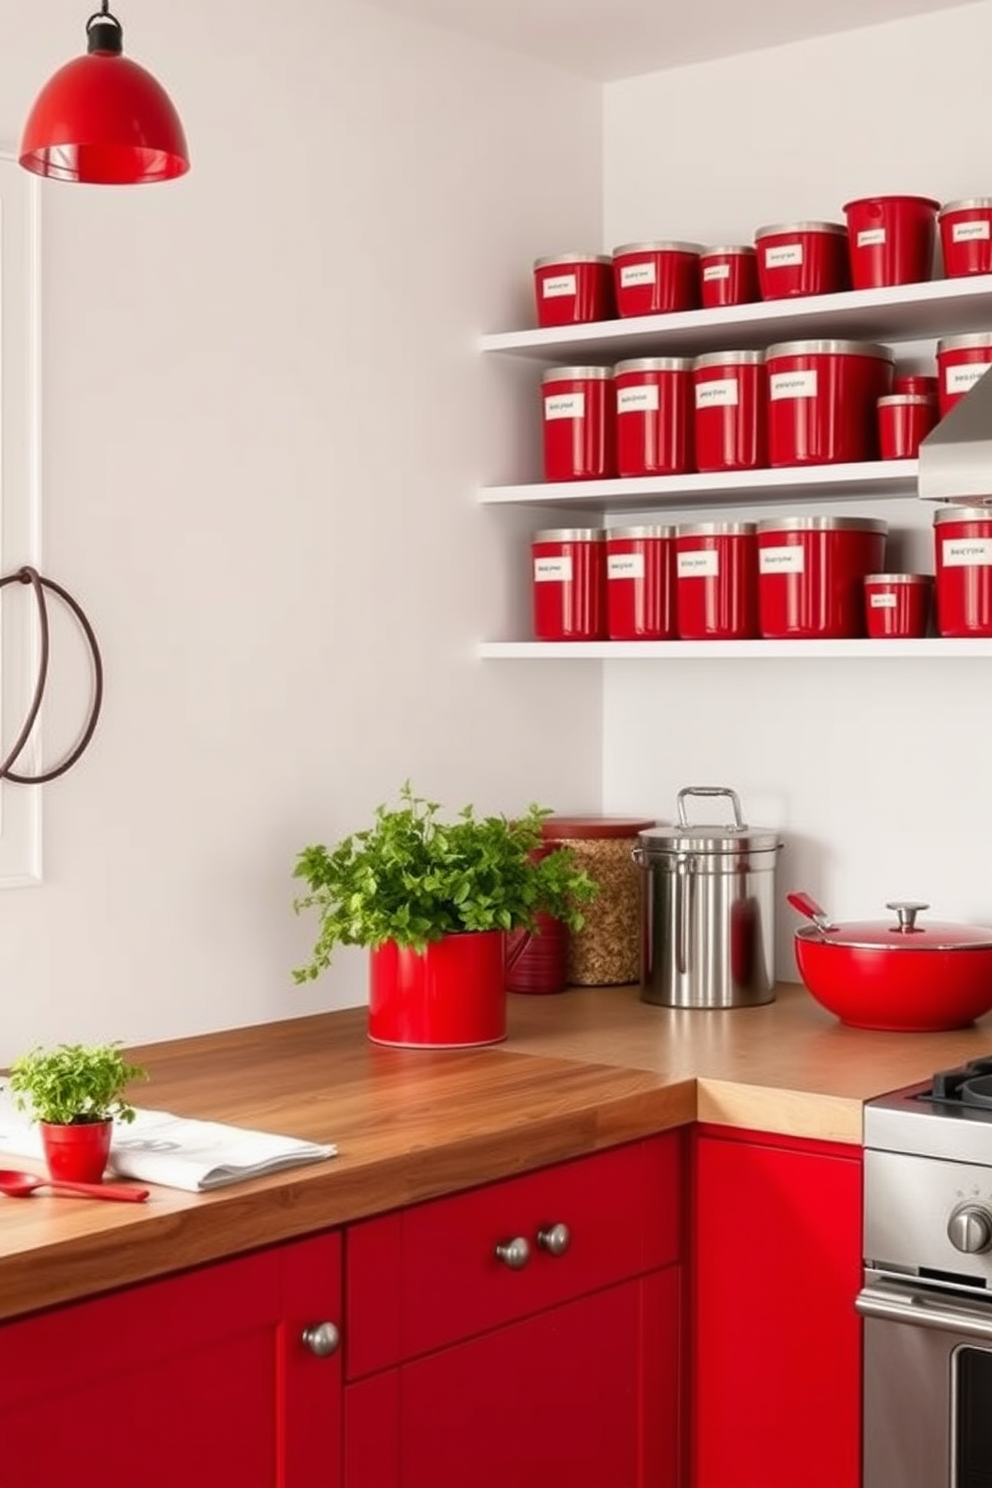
(0, 566, 104, 785)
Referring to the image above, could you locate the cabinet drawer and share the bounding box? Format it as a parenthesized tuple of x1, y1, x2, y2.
(347, 1131, 682, 1374)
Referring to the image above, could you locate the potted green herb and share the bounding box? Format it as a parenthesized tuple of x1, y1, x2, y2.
(7, 1041, 147, 1183)
(293, 783, 597, 1047)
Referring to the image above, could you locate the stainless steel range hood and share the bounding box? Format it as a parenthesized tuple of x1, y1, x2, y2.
(918, 362, 992, 504)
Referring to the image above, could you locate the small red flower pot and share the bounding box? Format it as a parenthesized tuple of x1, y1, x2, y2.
(40, 1120, 112, 1183)
(368, 931, 509, 1048)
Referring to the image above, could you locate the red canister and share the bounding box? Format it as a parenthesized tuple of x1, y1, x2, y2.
(692, 351, 767, 472)
(541, 366, 615, 481)
(699, 245, 760, 309)
(936, 334, 992, 417)
(765, 339, 894, 467)
(676, 522, 758, 640)
(606, 525, 677, 641)
(892, 373, 938, 399)
(533, 253, 614, 328)
(934, 507, 992, 637)
(614, 357, 693, 477)
(877, 394, 938, 459)
(531, 528, 606, 641)
(612, 241, 702, 317)
(842, 195, 939, 289)
(506, 846, 569, 994)
(757, 516, 888, 639)
(863, 573, 932, 639)
(938, 199, 992, 278)
(754, 221, 849, 300)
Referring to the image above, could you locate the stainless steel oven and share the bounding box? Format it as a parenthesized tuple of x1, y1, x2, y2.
(860, 1062, 992, 1488)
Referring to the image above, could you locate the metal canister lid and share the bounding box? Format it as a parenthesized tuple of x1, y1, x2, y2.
(756, 516, 889, 535)
(541, 816, 656, 840)
(938, 198, 992, 216)
(636, 787, 782, 858)
(693, 349, 765, 370)
(864, 572, 933, 584)
(613, 241, 704, 256)
(534, 252, 612, 268)
(541, 366, 613, 383)
(701, 244, 757, 257)
(532, 528, 605, 542)
(933, 507, 992, 526)
(606, 525, 676, 540)
(877, 393, 936, 406)
(766, 339, 893, 361)
(754, 221, 847, 239)
(614, 357, 694, 374)
(677, 521, 757, 537)
(937, 333, 992, 355)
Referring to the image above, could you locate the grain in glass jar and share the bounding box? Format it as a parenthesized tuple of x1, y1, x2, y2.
(541, 816, 656, 985)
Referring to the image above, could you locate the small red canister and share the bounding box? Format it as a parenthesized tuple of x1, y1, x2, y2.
(765, 339, 894, 467)
(934, 507, 992, 637)
(606, 525, 677, 641)
(692, 351, 767, 473)
(533, 253, 614, 328)
(699, 245, 760, 309)
(863, 573, 932, 639)
(936, 334, 992, 417)
(892, 373, 938, 399)
(842, 195, 939, 289)
(541, 366, 615, 482)
(757, 516, 888, 639)
(754, 221, 849, 300)
(614, 357, 693, 477)
(877, 394, 938, 459)
(612, 241, 702, 317)
(531, 528, 606, 641)
(506, 846, 569, 995)
(938, 199, 992, 278)
(676, 522, 758, 640)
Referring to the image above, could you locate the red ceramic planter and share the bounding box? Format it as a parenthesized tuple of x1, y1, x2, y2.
(368, 930, 511, 1048)
(40, 1119, 112, 1183)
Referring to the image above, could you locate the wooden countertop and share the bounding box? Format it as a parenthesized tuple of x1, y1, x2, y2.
(3, 980, 992, 1323)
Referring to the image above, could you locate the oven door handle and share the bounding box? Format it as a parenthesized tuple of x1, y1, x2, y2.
(857, 1283, 992, 1341)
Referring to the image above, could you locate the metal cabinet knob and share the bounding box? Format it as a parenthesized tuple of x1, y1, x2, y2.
(301, 1321, 341, 1357)
(537, 1222, 571, 1257)
(494, 1236, 531, 1270)
(947, 1205, 992, 1255)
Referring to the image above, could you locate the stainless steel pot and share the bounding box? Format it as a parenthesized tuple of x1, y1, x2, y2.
(633, 786, 783, 1009)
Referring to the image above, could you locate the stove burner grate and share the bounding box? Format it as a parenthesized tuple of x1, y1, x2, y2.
(925, 1056, 992, 1105)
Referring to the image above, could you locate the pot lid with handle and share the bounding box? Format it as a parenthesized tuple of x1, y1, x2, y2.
(789, 892, 992, 951)
(636, 786, 782, 856)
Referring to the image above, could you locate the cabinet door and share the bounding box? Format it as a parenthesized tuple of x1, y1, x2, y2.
(348, 1267, 680, 1488)
(692, 1129, 862, 1488)
(0, 1232, 342, 1488)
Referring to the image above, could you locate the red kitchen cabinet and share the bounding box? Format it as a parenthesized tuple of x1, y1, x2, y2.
(691, 1126, 863, 1488)
(0, 1231, 343, 1488)
(345, 1133, 685, 1488)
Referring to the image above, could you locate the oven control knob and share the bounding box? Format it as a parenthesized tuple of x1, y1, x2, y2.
(947, 1204, 992, 1254)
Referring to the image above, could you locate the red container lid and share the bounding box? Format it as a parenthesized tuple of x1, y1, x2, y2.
(541, 816, 656, 840)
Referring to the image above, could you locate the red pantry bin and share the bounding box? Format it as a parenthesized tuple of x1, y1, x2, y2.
(693, 351, 767, 472)
(765, 339, 894, 466)
(938, 199, 992, 278)
(754, 221, 849, 300)
(877, 394, 938, 459)
(533, 253, 613, 327)
(606, 525, 677, 640)
(842, 195, 940, 289)
(541, 366, 615, 481)
(614, 357, 693, 477)
(699, 245, 760, 308)
(936, 334, 992, 417)
(676, 522, 758, 640)
(863, 574, 932, 639)
(934, 507, 992, 637)
(531, 528, 606, 641)
(612, 241, 702, 316)
(756, 516, 888, 639)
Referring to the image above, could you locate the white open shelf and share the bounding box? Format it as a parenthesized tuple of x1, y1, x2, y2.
(478, 638, 992, 659)
(480, 274, 992, 362)
(479, 460, 918, 512)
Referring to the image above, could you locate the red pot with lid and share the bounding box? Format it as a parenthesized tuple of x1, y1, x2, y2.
(789, 892, 992, 1031)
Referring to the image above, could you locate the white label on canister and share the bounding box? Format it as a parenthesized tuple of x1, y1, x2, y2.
(764, 242, 803, 268)
(695, 377, 739, 409)
(770, 369, 818, 400)
(617, 384, 660, 414)
(702, 262, 731, 282)
(608, 552, 645, 580)
(677, 549, 719, 578)
(620, 261, 656, 288)
(544, 392, 586, 421)
(942, 537, 992, 568)
(534, 555, 573, 582)
(759, 545, 805, 574)
(870, 592, 897, 609)
(953, 220, 991, 242)
(946, 363, 989, 395)
(857, 227, 886, 247)
(541, 273, 577, 299)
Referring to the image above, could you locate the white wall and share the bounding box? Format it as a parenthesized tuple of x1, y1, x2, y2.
(602, 1, 992, 979)
(0, 0, 604, 1061)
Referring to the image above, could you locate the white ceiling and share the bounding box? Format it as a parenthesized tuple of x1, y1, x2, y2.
(362, 0, 980, 79)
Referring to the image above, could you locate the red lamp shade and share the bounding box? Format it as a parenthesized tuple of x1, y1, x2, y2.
(19, 11, 189, 185)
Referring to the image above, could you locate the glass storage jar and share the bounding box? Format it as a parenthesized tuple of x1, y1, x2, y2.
(540, 816, 656, 985)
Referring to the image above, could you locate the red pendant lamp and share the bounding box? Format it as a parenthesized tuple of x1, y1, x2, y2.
(19, 4, 189, 185)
